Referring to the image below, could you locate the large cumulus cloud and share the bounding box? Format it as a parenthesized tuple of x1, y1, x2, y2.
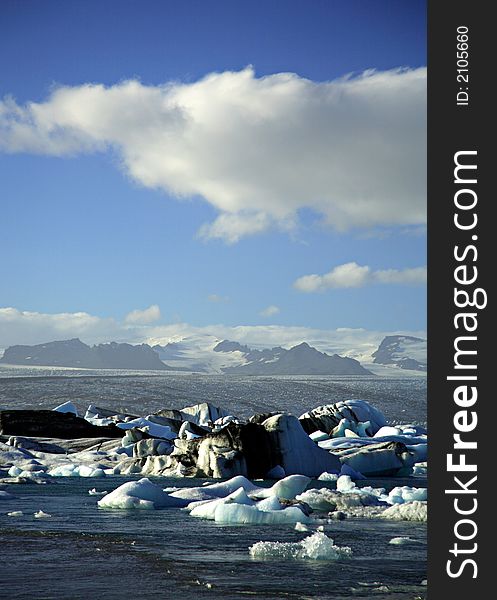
(0, 67, 426, 242)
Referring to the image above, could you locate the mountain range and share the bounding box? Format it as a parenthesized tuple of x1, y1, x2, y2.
(0, 334, 427, 374)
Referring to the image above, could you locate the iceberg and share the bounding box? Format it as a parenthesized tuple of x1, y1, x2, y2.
(189, 487, 255, 519)
(98, 478, 189, 510)
(170, 475, 259, 501)
(215, 502, 311, 525)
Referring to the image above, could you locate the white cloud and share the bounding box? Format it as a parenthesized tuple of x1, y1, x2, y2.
(0, 306, 425, 363)
(0, 67, 426, 242)
(259, 305, 280, 317)
(0, 307, 120, 348)
(124, 304, 161, 325)
(294, 262, 427, 292)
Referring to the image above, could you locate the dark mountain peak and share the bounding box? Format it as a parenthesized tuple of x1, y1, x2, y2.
(0, 339, 171, 371)
(372, 335, 427, 372)
(213, 340, 251, 354)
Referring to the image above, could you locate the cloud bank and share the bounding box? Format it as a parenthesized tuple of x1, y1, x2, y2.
(124, 304, 161, 325)
(0, 67, 426, 242)
(294, 262, 427, 292)
(0, 306, 425, 363)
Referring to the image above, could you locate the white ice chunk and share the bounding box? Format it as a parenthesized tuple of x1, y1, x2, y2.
(88, 488, 108, 496)
(336, 475, 356, 493)
(382, 501, 427, 522)
(388, 486, 427, 504)
(170, 475, 259, 501)
(53, 401, 78, 416)
(249, 531, 352, 560)
(98, 478, 188, 510)
(317, 472, 339, 482)
(309, 430, 329, 442)
(7, 511, 23, 517)
(389, 537, 422, 545)
(215, 502, 311, 525)
(190, 487, 254, 519)
(374, 426, 402, 438)
(34, 510, 51, 518)
(250, 475, 311, 501)
(116, 418, 176, 440)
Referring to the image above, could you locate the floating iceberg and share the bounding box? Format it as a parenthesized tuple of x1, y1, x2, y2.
(249, 531, 352, 560)
(98, 478, 189, 510)
(47, 464, 106, 478)
(215, 502, 311, 525)
(189, 487, 255, 519)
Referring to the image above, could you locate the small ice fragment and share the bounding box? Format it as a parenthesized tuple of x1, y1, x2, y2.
(295, 522, 309, 532)
(34, 510, 51, 518)
(336, 475, 356, 493)
(317, 472, 338, 482)
(389, 536, 413, 545)
(7, 511, 23, 517)
(88, 488, 108, 496)
(249, 531, 352, 560)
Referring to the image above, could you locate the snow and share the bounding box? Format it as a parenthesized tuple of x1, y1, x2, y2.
(98, 478, 188, 510)
(249, 531, 352, 560)
(53, 401, 78, 415)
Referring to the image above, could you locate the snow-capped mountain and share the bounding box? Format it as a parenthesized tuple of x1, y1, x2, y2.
(371, 335, 427, 372)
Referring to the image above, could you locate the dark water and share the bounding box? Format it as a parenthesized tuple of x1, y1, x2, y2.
(0, 371, 427, 598)
(0, 370, 427, 425)
(0, 476, 427, 600)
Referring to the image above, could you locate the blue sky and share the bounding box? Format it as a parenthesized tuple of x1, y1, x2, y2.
(0, 0, 426, 349)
